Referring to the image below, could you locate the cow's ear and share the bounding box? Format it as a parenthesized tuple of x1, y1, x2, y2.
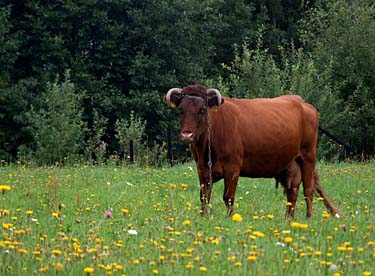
(207, 89, 224, 111)
(164, 88, 182, 108)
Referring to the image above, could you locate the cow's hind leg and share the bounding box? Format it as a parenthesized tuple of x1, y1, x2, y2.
(300, 162, 315, 219)
(223, 168, 240, 216)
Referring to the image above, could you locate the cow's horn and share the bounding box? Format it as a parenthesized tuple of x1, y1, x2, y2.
(165, 88, 182, 107)
(207, 88, 223, 106)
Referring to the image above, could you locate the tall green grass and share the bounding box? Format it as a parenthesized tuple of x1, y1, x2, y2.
(1, 162, 374, 275)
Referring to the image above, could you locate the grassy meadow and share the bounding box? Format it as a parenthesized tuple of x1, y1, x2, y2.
(1, 161, 374, 275)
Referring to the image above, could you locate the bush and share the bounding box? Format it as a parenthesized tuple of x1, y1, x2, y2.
(23, 71, 85, 165)
(116, 111, 167, 166)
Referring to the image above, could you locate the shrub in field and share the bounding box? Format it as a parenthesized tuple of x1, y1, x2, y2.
(24, 71, 85, 165)
(116, 110, 167, 166)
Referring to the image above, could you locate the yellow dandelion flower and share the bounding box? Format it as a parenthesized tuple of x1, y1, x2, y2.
(183, 220, 191, 226)
(267, 214, 274, 220)
(247, 255, 257, 261)
(291, 222, 300, 228)
(181, 183, 188, 190)
(152, 269, 159, 274)
(322, 211, 330, 219)
(3, 223, 13, 229)
(299, 223, 308, 230)
(234, 262, 242, 266)
(363, 272, 371, 276)
(26, 210, 33, 216)
(0, 185, 11, 193)
(55, 262, 63, 271)
(121, 208, 129, 215)
(232, 213, 243, 222)
(52, 249, 62, 255)
(84, 267, 94, 274)
(18, 248, 28, 254)
(114, 264, 123, 271)
(170, 183, 177, 189)
(199, 266, 207, 272)
(186, 262, 194, 269)
(284, 237, 293, 244)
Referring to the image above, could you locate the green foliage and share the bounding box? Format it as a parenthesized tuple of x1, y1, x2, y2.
(84, 109, 108, 163)
(301, 0, 375, 156)
(26, 72, 85, 164)
(116, 111, 166, 166)
(1, 0, 374, 162)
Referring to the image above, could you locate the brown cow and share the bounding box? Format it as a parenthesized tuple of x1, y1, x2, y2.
(164, 84, 339, 218)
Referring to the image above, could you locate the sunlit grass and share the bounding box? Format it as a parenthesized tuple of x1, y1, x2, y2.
(1, 162, 374, 275)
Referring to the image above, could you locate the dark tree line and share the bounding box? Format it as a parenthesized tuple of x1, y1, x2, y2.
(0, 0, 374, 164)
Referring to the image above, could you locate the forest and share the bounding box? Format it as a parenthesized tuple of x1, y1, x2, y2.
(0, 0, 374, 165)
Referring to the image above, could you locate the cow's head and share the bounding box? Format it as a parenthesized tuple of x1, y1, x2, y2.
(164, 84, 224, 143)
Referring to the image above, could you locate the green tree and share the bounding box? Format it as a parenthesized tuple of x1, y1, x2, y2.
(301, 0, 375, 157)
(27, 72, 85, 164)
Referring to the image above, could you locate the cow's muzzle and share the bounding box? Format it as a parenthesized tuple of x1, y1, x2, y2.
(180, 131, 194, 143)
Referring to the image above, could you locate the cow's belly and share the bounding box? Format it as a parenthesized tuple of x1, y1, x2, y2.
(239, 150, 300, 178)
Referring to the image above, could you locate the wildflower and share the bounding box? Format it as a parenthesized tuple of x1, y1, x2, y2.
(363, 272, 371, 276)
(181, 183, 188, 190)
(299, 223, 308, 230)
(121, 208, 129, 216)
(291, 222, 300, 228)
(183, 219, 191, 226)
(26, 210, 33, 216)
(128, 230, 138, 235)
(322, 211, 330, 219)
(52, 249, 62, 255)
(104, 208, 112, 218)
(342, 224, 347, 231)
(199, 266, 207, 272)
(0, 185, 11, 194)
(18, 248, 28, 254)
(284, 237, 293, 244)
(232, 213, 243, 222)
(247, 255, 257, 261)
(170, 183, 177, 189)
(152, 269, 159, 274)
(55, 262, 63, 271)
(186, 262, 194, 269)
(84, 267, 94, 274)
(234, 262, 242, 266)
(3, 223, 13, 230)
(267, 214, 274, 220)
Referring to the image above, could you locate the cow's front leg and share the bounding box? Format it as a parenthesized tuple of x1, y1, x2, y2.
(223, 169, 240, 216)
(285, 186, 299, 218)
(200, 181, 212, 217)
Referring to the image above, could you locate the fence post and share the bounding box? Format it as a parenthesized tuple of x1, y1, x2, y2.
(129, 140, 134, 163)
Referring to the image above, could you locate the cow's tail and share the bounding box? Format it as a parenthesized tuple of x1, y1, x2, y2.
(313, 170, 341, 217)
